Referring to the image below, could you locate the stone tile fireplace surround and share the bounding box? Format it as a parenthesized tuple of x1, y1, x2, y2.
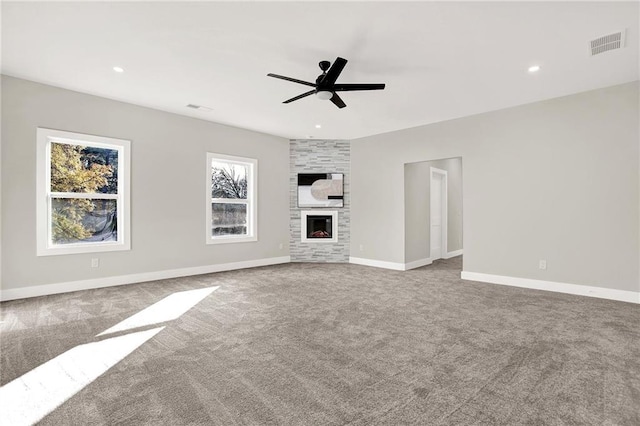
(290, 140, 350, 262)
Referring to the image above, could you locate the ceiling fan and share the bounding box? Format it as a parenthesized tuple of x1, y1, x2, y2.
(267, 57, 385, 109)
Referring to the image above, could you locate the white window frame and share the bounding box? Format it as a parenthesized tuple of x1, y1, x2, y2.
(36, 128, 131, 256)
(206, 152, 257, 244)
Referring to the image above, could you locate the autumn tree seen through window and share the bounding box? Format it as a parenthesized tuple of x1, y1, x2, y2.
(37, 128, 130, 256)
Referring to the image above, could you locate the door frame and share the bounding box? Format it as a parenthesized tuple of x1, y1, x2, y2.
(430, 167, 448, 260)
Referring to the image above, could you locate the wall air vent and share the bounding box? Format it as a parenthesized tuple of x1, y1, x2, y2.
(590, 30, 626, 56)
(186, 104, 213, 111)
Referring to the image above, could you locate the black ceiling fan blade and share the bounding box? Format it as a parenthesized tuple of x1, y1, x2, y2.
(333, 83, 386, 92)
(323, 57, 348, 85)
(330, 93, 346, 109)
(267, 73, 316, 88)
(283, 90, 316, 104)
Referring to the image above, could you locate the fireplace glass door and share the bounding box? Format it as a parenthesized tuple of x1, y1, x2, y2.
(307, 215, 332, 239)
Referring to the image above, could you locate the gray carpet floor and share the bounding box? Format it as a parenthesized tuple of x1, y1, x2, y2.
(1, 256, 639, 425)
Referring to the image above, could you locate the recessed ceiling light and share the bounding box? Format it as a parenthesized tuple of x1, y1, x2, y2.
(113, 66, 124, 73)
(315, 124, 322, 129)
(528, 65, 541, 73)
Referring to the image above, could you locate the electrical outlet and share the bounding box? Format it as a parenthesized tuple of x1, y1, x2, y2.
(91, 258, 100, 268)
(279, 243, 284, 250)
(359, 244, 364, 252)
(539, 260, 547, 270)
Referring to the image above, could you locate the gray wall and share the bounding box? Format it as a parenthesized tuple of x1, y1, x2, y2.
(352, 82, 639, 292)
(404, 157, 463, 263)
(290, 139, 350, 262)
(1, 75, 290, 290)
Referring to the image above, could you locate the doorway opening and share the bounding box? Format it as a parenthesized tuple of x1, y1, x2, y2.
(403, 157, 463, 270)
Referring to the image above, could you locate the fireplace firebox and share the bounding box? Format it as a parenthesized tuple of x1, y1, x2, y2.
(307, 215, 332, 238)
(301, 211, 338, 243)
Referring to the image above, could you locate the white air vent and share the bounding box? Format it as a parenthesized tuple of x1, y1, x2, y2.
(590, 30, 626, 56)
(186, 104, 213, 111)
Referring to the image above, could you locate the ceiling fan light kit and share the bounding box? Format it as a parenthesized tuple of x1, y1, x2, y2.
(267, 57, 386, 109)
(316, 91, 333, 100)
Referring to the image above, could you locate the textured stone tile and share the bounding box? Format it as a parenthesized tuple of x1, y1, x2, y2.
(290, 140, 350, 263)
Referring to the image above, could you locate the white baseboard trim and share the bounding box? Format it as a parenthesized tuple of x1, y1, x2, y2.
(349, 257, 405, 271)
(349, 256, 433, 271)
(0, 256, 291, 302)
(404, 258, 433, 270)
(443, 249, 464, 259)
(461, 271, 639, 304)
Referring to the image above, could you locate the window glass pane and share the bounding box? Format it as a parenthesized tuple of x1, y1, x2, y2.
(212, 203, 247, 236)
(211, 161, 247, 199)
(51, 198, 117, 244)
(51, 143, 118, 194)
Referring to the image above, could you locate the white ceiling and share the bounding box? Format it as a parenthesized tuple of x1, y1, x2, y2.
(2, 1, 638, 140)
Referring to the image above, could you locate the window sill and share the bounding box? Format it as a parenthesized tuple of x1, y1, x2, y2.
(37, 241, 130, 257)
(207, 235, 257, 245)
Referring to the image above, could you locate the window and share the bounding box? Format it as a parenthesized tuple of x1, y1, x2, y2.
(206, 152, 257, 244)
(37, 128, 131, 256)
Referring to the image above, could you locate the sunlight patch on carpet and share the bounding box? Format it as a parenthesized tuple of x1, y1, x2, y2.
(0, 285, 219, 425)
(97, 286, 219, 337)
(0, 327, 164, 426)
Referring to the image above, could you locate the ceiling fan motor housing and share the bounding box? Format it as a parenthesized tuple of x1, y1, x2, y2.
(319, 60, 331, 72)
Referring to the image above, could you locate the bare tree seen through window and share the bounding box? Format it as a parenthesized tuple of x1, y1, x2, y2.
(211, 162, 248, 235)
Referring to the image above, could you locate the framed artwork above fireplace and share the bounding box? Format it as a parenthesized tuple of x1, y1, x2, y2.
(298, 173, 343, 208)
